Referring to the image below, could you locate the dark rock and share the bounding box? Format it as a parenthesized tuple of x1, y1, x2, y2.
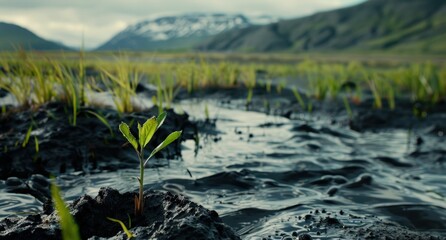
(298, 233, 313, 240)
(5, 177, 23, 187)
(416, 136, 424, 145)
(0, 187, 240, 240)
(327, 186, 339, 196)
(0, 87, 7, 98)
(5, 174, 50, 203)
(320, 217, 342, 226)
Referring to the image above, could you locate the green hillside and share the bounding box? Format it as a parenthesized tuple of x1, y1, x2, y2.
(0, 22, 70, 51)
(197, 0, 446, 53)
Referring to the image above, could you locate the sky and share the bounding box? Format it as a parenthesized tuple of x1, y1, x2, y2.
(0, 0, 365, 49)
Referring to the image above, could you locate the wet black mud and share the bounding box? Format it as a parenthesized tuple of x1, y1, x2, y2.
(1, 82, 446, 239)
(0, 102, 196, 180)
(0, 187, 240, 240)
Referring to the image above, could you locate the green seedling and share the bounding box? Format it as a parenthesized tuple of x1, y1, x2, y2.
(292, 87, 306, 110)
(368, 79, 382, 109)
(307, 101, 313, 114)
(246, 88, 253, 107)
(85, 110, 114, 137)
(265, 80, 272, 93)
(51, 180, 81, 240)
(34, 136, 39, 153)
(204, 103, 210, 121)
(343, 95, 353, 119)
(119, 112, 182, 216)
(22, 124, 33, 148)
(107, 217, 134, 239)
(79, 35, 86, 107)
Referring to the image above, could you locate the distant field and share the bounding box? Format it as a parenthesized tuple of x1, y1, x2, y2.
(1, 50, 445, 116)
(1, 51, 445, 66)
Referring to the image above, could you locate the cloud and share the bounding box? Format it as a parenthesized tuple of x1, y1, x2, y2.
(0, 0, 364, 49)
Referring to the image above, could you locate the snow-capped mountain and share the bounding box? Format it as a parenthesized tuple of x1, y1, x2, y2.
(97, 13, 277, 51)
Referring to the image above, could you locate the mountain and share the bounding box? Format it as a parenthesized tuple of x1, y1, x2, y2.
(0, 22, 70, 51)
(97, 13, 277, 51)
(197, 0, 446, 53)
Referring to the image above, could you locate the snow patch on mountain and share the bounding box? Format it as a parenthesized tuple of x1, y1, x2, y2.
(118, 13, 277, 41)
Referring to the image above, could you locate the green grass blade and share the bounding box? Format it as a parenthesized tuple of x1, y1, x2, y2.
(51, 181, 81, 240)
(156, 111, 167, 130)
(343, 96, 353, 119)
(292, 87, 306, 109)
(22, 125, 32, 148)
(85, 110, 114, 137)
(107, 217, 134, 239)
(34, 136, 39, 153)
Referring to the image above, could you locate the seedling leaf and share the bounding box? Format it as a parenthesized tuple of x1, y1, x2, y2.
(145, 131, 182, 166)
(119, 122, 138, 151)
(107, 217, 134, 239)
(138, 117, 157, 149)
(156, 111, 166, 130)
(51, 181, 81, 240)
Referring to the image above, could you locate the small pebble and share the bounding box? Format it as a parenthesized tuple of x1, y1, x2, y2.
(327, 186, 338, 196)
(6, 177, 23, 187)
(30, 174, 50, 187)
(297, 233, 312, 240)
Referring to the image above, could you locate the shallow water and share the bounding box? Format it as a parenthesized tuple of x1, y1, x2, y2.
(1, 99, 446, 238)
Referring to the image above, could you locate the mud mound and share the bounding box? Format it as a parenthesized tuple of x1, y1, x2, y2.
(0, 187, 240, 240)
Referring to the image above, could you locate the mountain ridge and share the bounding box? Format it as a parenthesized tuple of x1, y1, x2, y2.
(96, 13, 278, 51)
(0, 22, 70, 51)
(197, 0, 446, 53)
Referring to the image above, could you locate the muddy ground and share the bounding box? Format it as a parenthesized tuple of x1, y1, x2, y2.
(1, 81, 445, 239)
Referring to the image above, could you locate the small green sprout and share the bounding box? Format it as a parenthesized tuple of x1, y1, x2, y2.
(51, 180, 81, 240)
(34, 136, 39, 153)
(107, 217, 134, 239)
(119, 112, 182, 216)
(22, 124, 33, 148)
(204, 103, 210, 121)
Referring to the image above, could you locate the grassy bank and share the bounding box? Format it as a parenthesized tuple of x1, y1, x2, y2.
(0, 51, 445, 117)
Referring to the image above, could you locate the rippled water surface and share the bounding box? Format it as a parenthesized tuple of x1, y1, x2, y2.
(2, 99, 446, 238)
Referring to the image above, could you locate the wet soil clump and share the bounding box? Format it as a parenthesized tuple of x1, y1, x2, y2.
(0, 102, 197, 180)
(0, 187, 240, 240)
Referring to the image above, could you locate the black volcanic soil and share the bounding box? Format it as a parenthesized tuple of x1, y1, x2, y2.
(0, 187, 240, 240)
(0, 102, 197, 180)
(1, 81, 446, 239)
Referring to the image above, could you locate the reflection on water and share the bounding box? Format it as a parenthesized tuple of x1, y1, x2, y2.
(0, 193, 41, 217)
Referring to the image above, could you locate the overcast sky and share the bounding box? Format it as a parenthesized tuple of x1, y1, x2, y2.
(0, 0, 365, 49)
